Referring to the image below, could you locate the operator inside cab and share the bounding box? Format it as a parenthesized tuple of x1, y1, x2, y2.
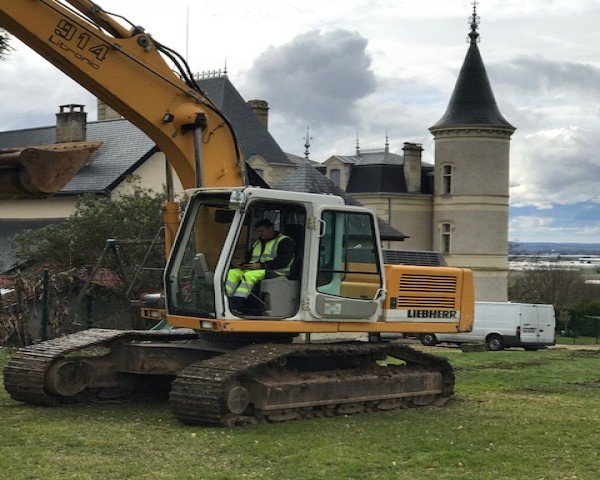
(226, 219, 295, 314)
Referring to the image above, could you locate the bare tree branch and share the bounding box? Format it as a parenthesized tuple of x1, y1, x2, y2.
(0, 29, 13, 60)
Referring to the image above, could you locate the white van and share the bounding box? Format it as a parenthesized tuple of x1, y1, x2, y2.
(420, 302, 556, 351)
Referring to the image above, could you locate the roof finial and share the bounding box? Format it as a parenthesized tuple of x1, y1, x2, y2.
(303, 126, 313, 161)
(468, 1, 480, 45)
(385, 128, 390, 153)
(355, 130, 361, 157)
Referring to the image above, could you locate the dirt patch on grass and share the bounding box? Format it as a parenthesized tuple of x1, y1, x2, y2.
(455, 359, 550, 372)
(550, 344, 600, 351)
(517, 380, 600, 395)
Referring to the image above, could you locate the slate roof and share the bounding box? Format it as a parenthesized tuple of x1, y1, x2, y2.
(286, 152, 321, 168)
(347, 164, 406, 194)
(276, 161, 349, 197)
(334, 149, 434, 196)
(346, 164, 435, 195)
(430, 33, 514, 131)
(329, 148, 419, 167)
(0, 75, 291, 197)
(275, 161, 407, 241)
(355, 150, 403, 166)
(0, 119, 156, 194)
(198, 77, 293, 166)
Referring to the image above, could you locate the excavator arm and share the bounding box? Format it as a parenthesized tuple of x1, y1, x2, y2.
(0, 0, 246, 192)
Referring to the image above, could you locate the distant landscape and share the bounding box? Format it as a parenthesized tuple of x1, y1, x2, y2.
(512, 242, 600, 256)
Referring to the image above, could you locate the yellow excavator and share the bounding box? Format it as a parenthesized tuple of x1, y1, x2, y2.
(0, 1, 474, 426)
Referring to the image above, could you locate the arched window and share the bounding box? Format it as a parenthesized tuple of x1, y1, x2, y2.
(254, 168, 264, 178)
(441, 222, 452, 254)
(330, 168, 341, 187)
(442, 164, 453, 195)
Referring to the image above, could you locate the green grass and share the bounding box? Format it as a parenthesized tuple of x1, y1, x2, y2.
(1, 346, 599, 480)
(555, 335, 600, 345)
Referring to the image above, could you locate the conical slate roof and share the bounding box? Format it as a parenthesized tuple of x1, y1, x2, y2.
(430, 17, 514, 132)
(276, 161, 350, 198)
(275, 162, 407, 241)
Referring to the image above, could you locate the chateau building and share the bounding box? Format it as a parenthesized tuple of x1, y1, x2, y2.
(320, 9, 515, 300)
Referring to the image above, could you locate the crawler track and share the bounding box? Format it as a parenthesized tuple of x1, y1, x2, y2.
(5, 331, 455, 426)
(170, 342, 454, 426)
(3, 328, 197, 405)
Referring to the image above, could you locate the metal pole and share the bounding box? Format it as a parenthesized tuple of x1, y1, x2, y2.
(193, 113, 207, 188)
(41, 268, 49, 341)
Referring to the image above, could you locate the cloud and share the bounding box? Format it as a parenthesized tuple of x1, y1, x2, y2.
(510, 203, 600, 242)
(510, 127, 600, 208)
(238, 30, 450, 159)
(242, 29, 376, 127)
(0, 46, 95, 131)
(491, 55, 600, 103)
(510, 214, 555, 231)
(487, 54, 600, 211)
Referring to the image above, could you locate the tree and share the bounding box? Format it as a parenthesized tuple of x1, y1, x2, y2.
(567, 301, 600, 338)
(509, 267, 600, 334)
(508, 241, 523, 256)
(11, 179, 168, 294)
(0, 29, 13, 60)
(508, 267, 588, 307)
(2, 182, 169, 344)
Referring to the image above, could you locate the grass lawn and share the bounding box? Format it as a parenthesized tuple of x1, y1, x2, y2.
(556, 335, 600, 345)
(1, 345, 599, 480)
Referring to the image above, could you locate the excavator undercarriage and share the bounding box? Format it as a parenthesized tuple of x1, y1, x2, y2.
(4, 329, 454, 426)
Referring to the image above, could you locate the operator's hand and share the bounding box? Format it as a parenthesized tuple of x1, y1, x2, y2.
(245, 262, 261, 270)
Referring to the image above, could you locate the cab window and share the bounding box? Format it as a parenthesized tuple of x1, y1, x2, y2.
(317, 210, 382, 300)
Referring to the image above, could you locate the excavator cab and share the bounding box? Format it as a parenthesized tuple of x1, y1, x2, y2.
(164, 187, 386, 324)
(165, 188, 306, 319)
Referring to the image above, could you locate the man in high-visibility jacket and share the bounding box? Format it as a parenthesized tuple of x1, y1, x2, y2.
(226, 219, 295, 314)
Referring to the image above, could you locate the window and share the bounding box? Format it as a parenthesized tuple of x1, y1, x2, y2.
(441, 222, 452, 254)
(317, 210, 382, 300)
(442, 164, 453, 195)
(330, 168, 341, 187)
(167, 196, 232, 315)
(254, 168, 264, 178)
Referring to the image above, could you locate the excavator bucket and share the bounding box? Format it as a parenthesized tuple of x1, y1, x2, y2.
(0, 141, 102, 199)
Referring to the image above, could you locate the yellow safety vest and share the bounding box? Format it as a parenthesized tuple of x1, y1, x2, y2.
(250, 233, 293, 276)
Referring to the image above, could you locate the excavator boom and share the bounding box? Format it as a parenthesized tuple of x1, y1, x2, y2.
(0, 0, 245, 192)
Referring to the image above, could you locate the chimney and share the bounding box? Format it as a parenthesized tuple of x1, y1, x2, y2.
(55, 104, 87, 143)
(247, 99, 269, 129)
(97, 98, 122, 121)
(402, 142, 423, 193)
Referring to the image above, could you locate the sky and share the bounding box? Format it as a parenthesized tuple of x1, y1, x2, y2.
(1, 0, 600, 244)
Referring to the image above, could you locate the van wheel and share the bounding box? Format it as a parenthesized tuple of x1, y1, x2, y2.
(420, 334, 438, 346)
(486, 334, 505, 351)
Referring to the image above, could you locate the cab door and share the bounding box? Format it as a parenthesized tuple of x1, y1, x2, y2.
(307, 207, 385, 321)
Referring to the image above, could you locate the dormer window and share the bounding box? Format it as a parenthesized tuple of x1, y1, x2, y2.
(330, 168, 341, 187)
